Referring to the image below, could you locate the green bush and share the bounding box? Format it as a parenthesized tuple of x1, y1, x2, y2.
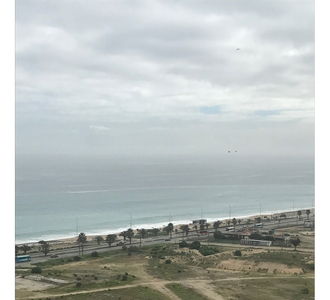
(199, 247, 219, 256)
(73, 256, 81, 261)
(190, 241, 201, 250)
(122, 245, 127, 251)
(234, 250, 242, 256)
(178, 241, 189, 248)
(76, 282, 82, 288)
(165, 259, 172, 264)
(128, 246, 139, 253)
(31, 267, 42, 274)
(91, 251, 99, 257)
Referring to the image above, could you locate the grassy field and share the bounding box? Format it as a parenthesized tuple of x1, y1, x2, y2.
(15, 226, 315, 300)
(212, 277, 315, 300)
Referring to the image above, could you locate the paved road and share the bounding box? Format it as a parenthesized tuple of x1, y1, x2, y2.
(17, 215, 314, 265)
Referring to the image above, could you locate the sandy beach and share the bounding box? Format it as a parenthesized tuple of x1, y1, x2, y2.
(15, 208, 314, 249)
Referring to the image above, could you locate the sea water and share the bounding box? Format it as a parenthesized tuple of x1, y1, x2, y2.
(15, 154, 314, 244)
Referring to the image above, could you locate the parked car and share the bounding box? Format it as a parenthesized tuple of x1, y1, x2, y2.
(116, 241, 125, 246)
(50, 254, 58, 258)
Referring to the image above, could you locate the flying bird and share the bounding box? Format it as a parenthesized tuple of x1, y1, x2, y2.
(236, 48, 240, 50)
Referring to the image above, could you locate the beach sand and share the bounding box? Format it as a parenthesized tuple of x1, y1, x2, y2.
(15, 208, 314, 249)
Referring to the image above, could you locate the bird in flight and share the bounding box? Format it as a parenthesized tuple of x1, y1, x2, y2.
(236, 48, 240, 50)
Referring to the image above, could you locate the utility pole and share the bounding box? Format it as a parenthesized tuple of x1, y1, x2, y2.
(130, 215, 132, 228)
(229, 205, 231, 219)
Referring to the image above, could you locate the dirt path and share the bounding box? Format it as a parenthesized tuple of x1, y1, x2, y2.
(181, 280, 225, 300)
(16, 275, 314, 300)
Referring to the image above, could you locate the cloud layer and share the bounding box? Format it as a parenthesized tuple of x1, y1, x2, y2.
(15, 0, 314, 157)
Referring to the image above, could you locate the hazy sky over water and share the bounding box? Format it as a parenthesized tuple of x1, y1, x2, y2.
(15, 0, 314, 157)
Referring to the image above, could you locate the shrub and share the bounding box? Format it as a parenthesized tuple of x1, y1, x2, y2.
(76, 282, 82, 288)
(31, 267, 42, 274)
(234, 250, 242, 256)
(122, 245, 127, 251)
(178, 241, 189, 248)
(165, 259, 172, 264)
(128, 246, 139, 253)
(91, 251, 99, 257)
(190, 241, 201, 250)
(199, 247, 219, 256)
(122, 274, 128, 281)
(73, 256, 81, 261)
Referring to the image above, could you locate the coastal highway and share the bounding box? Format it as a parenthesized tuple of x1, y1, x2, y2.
(17, 215, 314, 265)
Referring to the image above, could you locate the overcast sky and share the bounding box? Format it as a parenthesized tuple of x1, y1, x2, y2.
(15, 0, 315, 158)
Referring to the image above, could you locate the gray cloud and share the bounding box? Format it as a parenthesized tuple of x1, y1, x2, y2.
(15, 0, 314, 157)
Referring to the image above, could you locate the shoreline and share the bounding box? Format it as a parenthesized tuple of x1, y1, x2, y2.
(15, 207, 314, 247)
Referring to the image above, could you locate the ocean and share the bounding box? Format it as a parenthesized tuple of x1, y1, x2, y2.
(15, 154, 314, 244)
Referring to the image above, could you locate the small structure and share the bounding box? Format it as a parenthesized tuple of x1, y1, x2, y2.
(192, 219, 207, 225)
(240, 239, 272, 247)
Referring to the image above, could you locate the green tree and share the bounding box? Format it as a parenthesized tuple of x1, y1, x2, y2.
(119, 231, 127, 241)
(213, 221, 220, 232)
(126, 228, 134, 244)
(290, 237, 301, 250)
(77, 233, 87, 255)
(200, 224, 205, 230)
(232, 218, 237, 230)
(105, 234, 117, 247)
(94, 236, 104, 245)
(39, 241, 50, 256)
(297, 210, 302, 220)
(15, 245, 20, 256)
(238, 219, 241, 225)
(180, 225, 190, 239)
(306, 209, 311, 219)
(168, 223, 174, 238)
(151, 228, 160, 236)
(256, 217, 262, 224)
(205, 223, 210, 230)
(20, 244, 31, 255)
(137, 228, 147, 247)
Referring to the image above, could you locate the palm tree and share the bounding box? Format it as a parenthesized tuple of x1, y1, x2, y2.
(77, 233, 87, 255)
(105, 234, 117, 247)
(94, 236, 104, 245)
(168, 223, 174, 238)
(20, 244, 31, 255)
(39, 240, 50, 256)
(137, 228, 148, 247)
(180, 225, 190, 239)
(200, 224, 205, 231)
(205, 223, 210, 230)
(126, 228, 134, 244)
(238, 219, 241, 226)
(119, 231, 127, 241)
(256, 217, 261, 224)
(151, 228, 160, 236)
(297, 210, 302, 220)
(306, 209, 311, 219)
(232, 218, 237, 231)
(213, 221, 220, 232)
